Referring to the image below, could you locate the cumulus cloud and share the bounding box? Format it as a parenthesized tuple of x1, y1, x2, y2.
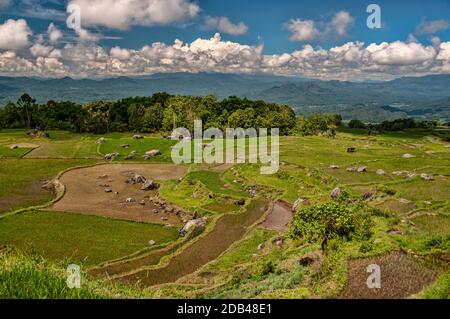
(286, 11, 354, 42)
(47, 23, 63, 45)
(0, 19, 32, 51)
(284, 19, 319, 42)
(1, 23, 450, 80)
(68, 0, 200, 30)
(202, 16, 248, 35)
(416, 19, 449, 35)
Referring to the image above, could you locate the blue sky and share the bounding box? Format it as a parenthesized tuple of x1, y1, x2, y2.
(0, 0, 449, 79)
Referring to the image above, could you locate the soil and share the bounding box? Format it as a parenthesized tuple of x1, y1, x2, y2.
(340, 250, 443, 299)
(260, 201, 293, 232)
(47, 163, 189, 225)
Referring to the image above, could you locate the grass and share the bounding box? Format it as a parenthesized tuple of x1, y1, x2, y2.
(99, 137, 177, 162)
(0, 145, 33, 158)
(0, 158, 97, 213)
(186, 170, 247, 198)
(0, 210, 179, 266)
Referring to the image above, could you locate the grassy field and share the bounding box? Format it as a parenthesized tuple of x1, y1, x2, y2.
(0, 128, 448, 299)
(0, 210, 179, 266)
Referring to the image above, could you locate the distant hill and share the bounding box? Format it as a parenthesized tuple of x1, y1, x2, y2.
(0, 73, 449, 121)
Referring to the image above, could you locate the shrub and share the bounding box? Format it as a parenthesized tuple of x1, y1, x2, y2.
(289, 202, 372, 251)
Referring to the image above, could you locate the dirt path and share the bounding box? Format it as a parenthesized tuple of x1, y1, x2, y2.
(47, 163, 189, 224)
(340, 250, 443, 299)
(114, 198, 269, 287)
(260, 201, 293, 232)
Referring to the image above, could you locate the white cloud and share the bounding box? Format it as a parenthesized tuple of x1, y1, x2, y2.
(286, 11, 354, 42)
(369, 41, 436, 66)
(48, 23, 63, 45)
(285, 19, 319, 42)
(416, 19, 449, 35)
(203, 16, 248, 35)
(68, 0, 200, 30)
(0, 19, 32, 51)
(327, 11, 354, 37)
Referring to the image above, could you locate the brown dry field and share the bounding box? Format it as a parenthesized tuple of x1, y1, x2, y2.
(47, 163, 189, 225)
(340, 250, 443, 299)
(260, 201, 293, 232)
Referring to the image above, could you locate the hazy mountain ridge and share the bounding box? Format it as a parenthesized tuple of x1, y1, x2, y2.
(0, 73, 449, 121)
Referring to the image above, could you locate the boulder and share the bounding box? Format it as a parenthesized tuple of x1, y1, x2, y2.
(104, 188, 112, 193)
(141, 180, 160, 191)
(376, 169, 386, 176)
(148, 240, 156, 246)
(10, 144, 18, 150)
(104, 152, 119, 160)
(125, 197, 135, 203)
(420, 173, 434, 181)
(131, 174, 146, 184)
(329, 164, 340, 169)
(236, 198, 245, 206)
(331, 187, 342, 200)
(257, 243, 265, 250)
(124, 154, 136, 160)
(145, 149, 161, 157)
(292, 198, 308, 212)
(357, 166, 367, 173)
(96, 137, 105, 144)
(179, 217, 207, 236)
(347, 166, 357, 172)
(132, 135, 144, 140)
(120, 144, 130, 148)
(402, 153, 415, 159)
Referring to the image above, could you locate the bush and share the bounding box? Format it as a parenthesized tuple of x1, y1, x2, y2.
(289, 202, 372, 251)
(348, 119, 366, 129)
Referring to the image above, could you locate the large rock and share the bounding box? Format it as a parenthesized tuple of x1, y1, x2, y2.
(96, 137, 105, 144)
(420, 173, 434, 181)
(131, 174, 146, 184)
(179, 217, 207, 236)
(376, 169, 386, 176)
(141, 180, 160, 191)
(329, 164, 340, 169)
(132, 135, 144, 140)
(10, 144, 18, 150)
(145, 149, 161, 156)
(357, 166, 367, 173)
(402, 153, 415, 159)
(331, 187, 342, 200)
(292, 198, 308, 212)
(104, 152, 119, 160)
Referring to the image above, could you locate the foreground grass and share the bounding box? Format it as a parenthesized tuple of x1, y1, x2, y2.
(0, 210, 179, 266)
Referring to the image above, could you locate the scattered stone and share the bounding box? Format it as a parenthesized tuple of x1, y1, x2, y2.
(387, 229, 403, 235)
(402, 153, 415, 159)
(257, 243, 265, 250)
(131, 174, 146, 184)
(292, 198, 308, 212)
(141, 180, 160, 191)
(27, 129, 49, 138)
(104, 152, 119, 160)
(357, 166, 367, 173)
(145, 149, 161, 156)
(96, 137, 105, 144)
(125, 197, 135, 203)
(393, 171, 416, 179)
(347, 166, 357, 172)
(424, 201, 432, 205)
(124, 154, 136, 160)
(141, 155, 150, 161)
(376, 169, 386, 176)
(420, 173, 434, 181)
(98, 174, 108, 179)
(152, 209, 158, 214)
(139, 200, 146, 206)
(179, 217, 208, 236)
(331, 187, 342, 200)
(273, 238, 284, 247)
(398, 198, 411, 204)
(236, 198, 245, 206)
(329, 164, 340, 169)
(373, 238, 383, 244)
(120, 144, 130, 148)
(104, 188, 112, 193)
(10, 144, 18, 150)
(148, 240, 156, 246)
(132, 135, 144, 140)
(161, 217, 168, 221)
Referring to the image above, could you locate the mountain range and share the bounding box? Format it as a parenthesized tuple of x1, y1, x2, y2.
(1, 73, 449, 122)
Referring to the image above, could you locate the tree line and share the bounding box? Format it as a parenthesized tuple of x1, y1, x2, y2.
(0, 93, 340, 136)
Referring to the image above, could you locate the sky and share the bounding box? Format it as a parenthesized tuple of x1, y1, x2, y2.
(0, 0, 450, 80)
